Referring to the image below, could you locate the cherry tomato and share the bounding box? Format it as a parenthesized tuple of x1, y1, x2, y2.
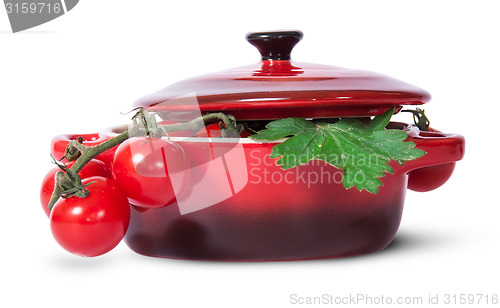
(407, 162, 456, 192)
(195, 123, 251, 138)
(40, 159, 111, 217)
(50, 176, 130, 257)
(112, 138, 191, 208)
(51, 133, 115, 166)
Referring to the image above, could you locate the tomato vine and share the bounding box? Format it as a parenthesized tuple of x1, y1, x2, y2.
(47, 109, 242, 212)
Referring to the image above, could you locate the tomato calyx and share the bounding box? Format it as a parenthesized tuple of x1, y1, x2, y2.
(130, 107, 167, 138)
(212, 121, 245, 138)
(59, 177, 94, 199)
(221, 122, 246, 137)
(49, 157, 95, 209)
(63, 136, 85, 162)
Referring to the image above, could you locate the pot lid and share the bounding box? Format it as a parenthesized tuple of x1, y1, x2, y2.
(134, 30, 430, 121)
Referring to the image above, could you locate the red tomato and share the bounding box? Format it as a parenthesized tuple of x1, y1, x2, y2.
(112, 138, 191, 208)
(40, 159, 111, 217)
(407, 162, 456, 192)
(51, 133, 115, 166)
(195, 123, 251, 138)
(50, 177, 130, 257)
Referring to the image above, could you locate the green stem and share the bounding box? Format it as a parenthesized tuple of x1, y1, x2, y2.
(71, 129, 131, 174)
(47, 181, 62, 212)
(161, 112, 236, 133)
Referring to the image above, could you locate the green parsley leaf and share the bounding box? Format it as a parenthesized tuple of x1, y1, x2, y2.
(250, 108, 426, 194)
(367, 106, 394, 131)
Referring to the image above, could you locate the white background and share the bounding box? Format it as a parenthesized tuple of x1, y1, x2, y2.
(0, 1, 498, 307)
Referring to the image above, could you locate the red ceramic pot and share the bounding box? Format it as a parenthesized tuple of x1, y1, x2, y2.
(115, 122, 463, 261)
(58, 31, 465, 260)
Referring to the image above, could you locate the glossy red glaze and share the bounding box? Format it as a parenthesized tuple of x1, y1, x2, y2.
(403, 127, 463, 192)
(134, 61, 430, 121)
(123, 124, 465, 261)
(133, 30, 429, 120)
(125, 147, 406, 261)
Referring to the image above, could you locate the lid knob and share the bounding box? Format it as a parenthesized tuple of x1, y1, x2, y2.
(246, 30, 303, 61)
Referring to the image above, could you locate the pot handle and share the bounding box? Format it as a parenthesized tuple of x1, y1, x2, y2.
(399, 126, 465, 192)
